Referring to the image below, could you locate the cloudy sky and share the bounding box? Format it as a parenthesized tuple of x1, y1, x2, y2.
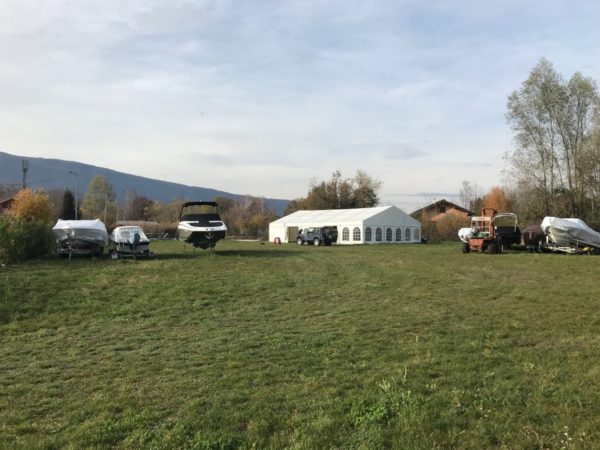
(1, 1, 599, 211)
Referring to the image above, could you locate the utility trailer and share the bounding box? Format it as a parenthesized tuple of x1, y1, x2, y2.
(460, 208, 520, 254)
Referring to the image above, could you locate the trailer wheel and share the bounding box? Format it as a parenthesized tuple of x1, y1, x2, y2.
(486, 243, 496, 254)
(462, 242, 470, 253)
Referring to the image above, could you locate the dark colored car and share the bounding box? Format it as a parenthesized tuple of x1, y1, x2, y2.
(296, 227, 335, 246)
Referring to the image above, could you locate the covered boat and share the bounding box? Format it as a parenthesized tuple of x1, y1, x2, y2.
(52, 219, 109, 256)
(109, 226, 153, 259)
(177, 201, 227, 250)
(541, 217, 600, 253)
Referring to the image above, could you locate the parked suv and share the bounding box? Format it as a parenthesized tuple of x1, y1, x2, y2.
(296, 227, 335, 246)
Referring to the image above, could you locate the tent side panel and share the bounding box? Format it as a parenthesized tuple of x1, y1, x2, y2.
(269, 224, 288, 243)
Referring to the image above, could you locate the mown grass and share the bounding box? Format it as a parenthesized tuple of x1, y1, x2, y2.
(1, 241, 600, 449)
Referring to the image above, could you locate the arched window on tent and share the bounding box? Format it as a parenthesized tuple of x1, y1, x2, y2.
(376, 227, 383, 242)
(353, 227, 361, 241)
(342, 227, 349, 241)
(414, 229, 420, 242)
(405, 228, 411, 241)
(396, 228, 402, 242)
(386, 228, 392, 242)
(365, 227, 372, 242)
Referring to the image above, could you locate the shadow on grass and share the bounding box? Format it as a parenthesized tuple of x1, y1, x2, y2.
(216, 249, 299, 258)
(151, 249, 299, 259)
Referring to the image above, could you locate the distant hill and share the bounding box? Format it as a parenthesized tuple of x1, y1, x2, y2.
(0, 151, 288, 215)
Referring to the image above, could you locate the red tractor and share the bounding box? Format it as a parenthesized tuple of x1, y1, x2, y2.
(462, 208, 520, 254)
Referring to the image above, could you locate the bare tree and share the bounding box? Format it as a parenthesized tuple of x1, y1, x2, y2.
(506, 58, 600, 220)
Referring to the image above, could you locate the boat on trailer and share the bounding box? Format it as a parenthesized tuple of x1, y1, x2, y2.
(541, 217, 600, 254)
(52, 219, 109, 257)
(109, 225, 153, 259)
(176, 201, 227, 250)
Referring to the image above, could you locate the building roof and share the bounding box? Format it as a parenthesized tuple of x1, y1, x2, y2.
(0, 197, 14, 210)
(410, 198, 472, 218)
(271, 205, 420, 226)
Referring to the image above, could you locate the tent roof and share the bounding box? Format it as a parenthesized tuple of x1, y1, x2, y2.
(271, 205, 420, 226)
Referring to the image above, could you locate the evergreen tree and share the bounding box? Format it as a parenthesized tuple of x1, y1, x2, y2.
(59, 189, 76, 220)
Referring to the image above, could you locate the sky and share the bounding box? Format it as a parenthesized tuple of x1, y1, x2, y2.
(1, 0, 600, 212)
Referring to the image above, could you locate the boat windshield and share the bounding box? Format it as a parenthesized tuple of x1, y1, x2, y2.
(115, 227, 148, 242)
(181, 204, 221, 221)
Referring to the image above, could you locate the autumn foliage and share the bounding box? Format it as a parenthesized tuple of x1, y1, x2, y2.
(9, 189, 55, 224)
(1, 189, 55, 263)
(482, 186, 513, 212)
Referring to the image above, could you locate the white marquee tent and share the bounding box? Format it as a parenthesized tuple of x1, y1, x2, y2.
(269, 206, 422, 245)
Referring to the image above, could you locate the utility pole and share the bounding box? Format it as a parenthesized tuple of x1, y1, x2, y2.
(104, 191, 108, 224)
(22, 159, 28, 189)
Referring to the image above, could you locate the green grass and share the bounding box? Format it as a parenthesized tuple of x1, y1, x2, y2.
(1, 241, 600, 449)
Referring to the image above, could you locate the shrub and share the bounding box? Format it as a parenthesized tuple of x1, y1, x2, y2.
(435, 213, 470, 241)
(0, 216, 55, 264)
(10, 188, 55, 224)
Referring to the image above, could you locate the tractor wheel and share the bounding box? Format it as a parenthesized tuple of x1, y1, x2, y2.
(313, 237, 320, 246)
(496, 237, 503, 254)
(486, 243, 496, 254)
(296, 237, 303, 245)
(462, 242, 470, 253)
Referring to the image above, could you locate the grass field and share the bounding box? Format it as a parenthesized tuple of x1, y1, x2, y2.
(2, 240, 600, 449)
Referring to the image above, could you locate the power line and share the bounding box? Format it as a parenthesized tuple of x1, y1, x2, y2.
(0, 173, 73, 187)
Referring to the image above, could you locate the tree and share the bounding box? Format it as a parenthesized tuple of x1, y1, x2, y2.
(80, 176, 116, 223)
(482, 186, 513, 212)
(435, 213, 470, 242)
(131, 195, 153, 221)
(285, 170, 382, 214)
(213, 196, 237, 230)
(506, 58, 600, 221)
(121, 189, 137, 221)
(59, 189, 77, 220)
(142, 197, 184, 223)
(9, 189, 55, 224)
(210, 195, 277, 238)
(352, 170, 381, 207)
(458, 181, 481, 210)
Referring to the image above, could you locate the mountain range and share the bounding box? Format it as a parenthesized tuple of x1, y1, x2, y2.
(0, 151, 289, 215)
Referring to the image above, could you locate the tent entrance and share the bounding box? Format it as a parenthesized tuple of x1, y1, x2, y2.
(287, 226, 299, 242)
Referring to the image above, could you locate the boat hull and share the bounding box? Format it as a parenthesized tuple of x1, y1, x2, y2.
(177, 222, 226, 249)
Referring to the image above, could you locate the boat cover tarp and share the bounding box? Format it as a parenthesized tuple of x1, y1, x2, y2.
(541, 217, 600, 248)
(458, 227, 472, 243)
(110, 226, 149, 244)
(52, 219, 109, 245)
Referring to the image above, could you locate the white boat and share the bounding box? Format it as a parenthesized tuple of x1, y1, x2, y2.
(52, 219, 109, 256)
(541, 217, 600, 252)
(176, 201, 227, 250)
(109, 226, 153, 259)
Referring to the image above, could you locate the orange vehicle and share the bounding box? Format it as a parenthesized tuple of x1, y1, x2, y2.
(462, 208, 520, 254)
